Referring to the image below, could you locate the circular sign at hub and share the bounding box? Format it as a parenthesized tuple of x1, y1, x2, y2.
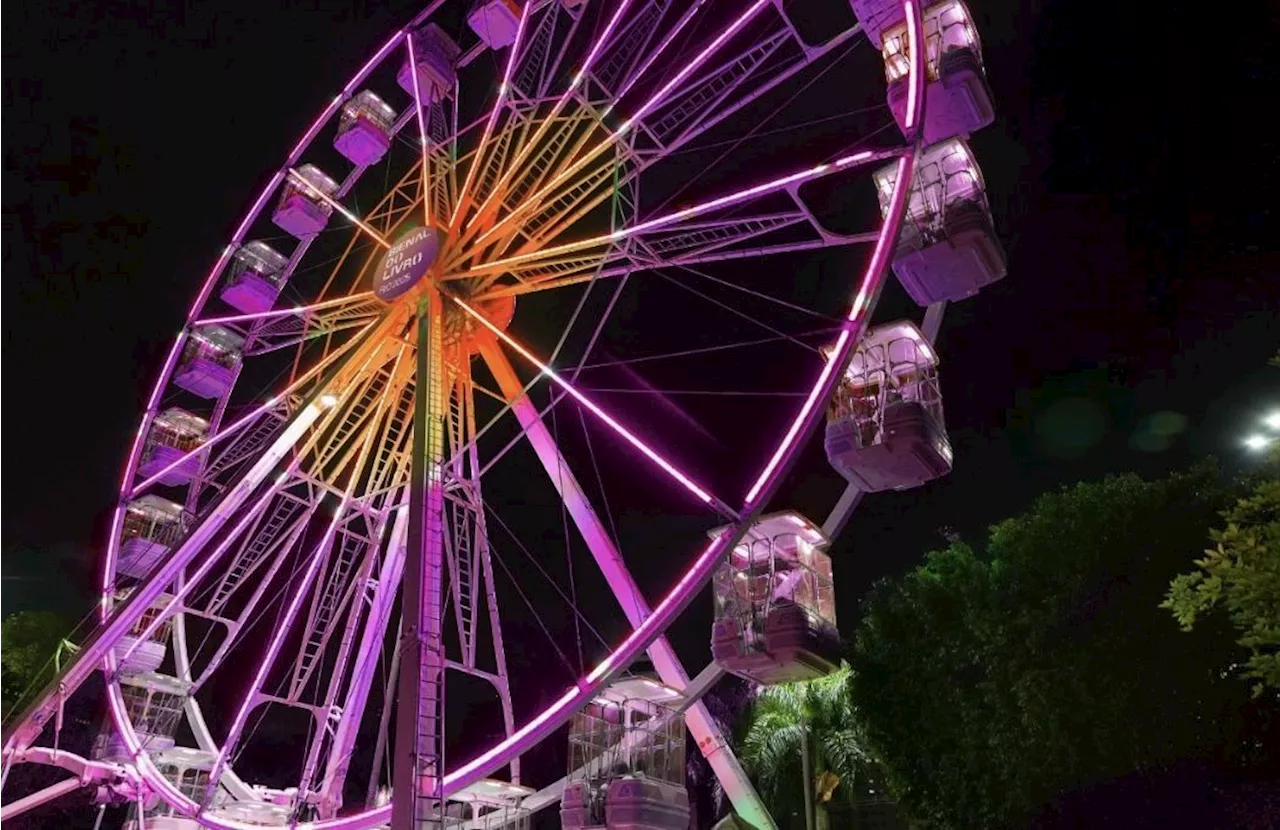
(373, 227, 439, 302)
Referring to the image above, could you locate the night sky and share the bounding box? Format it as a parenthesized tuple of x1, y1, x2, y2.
(3, 0, 1277, 808)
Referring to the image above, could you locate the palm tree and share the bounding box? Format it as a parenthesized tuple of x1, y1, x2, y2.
(739, 664, 874, 830)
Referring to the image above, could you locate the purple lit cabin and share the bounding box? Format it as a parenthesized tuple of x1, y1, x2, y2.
(92, 672, 189, 763)
(113, 591, 175, 675)
(334, 91, 397, 167)
(450, 779, 534, 830)
(562, 677, 689, 830)
(398, 24, 460, 101)
(272, 164, 338, 239)
(117, 496, 189, 580)
(138, 408, 207, 486)
(219, 241, 288, 314)
(468, 0, 522, 49)
(874, 138, 1006, 305)
(172, 325, 244, 399)
(882, 0, 994, 143)
(825, 320, 952, 492)
(710, 512, 839, 686)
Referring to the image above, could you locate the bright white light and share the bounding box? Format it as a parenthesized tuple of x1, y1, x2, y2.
(1244, 434, 1272, 452)
(319, 393, 339, 408)
(1264, 411, 1280, 431)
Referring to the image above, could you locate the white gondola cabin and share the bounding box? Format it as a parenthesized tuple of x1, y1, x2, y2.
(92, 672, 190, 763)
(883, 0, 994, 143)
(825, 320, 953, 492)
(209, 798, 293, 827)
(710, 512, 840, 685)
(451, 779, 534, 829)
(173, 325, 244, 399)
(398, 24, 460, 100)
(562, 677, 689, 830)
(122, 748, 216, 830)
(113, 590, 175, 675)
(335, 90, 397, 167)
(468, 0, 522, 49)
(272, 164, 338, 240)
(117, 496, 189, 580)
(138, 408, 207, 486)
(219, 241, 288, 314)
(874, 138, 1006, 305)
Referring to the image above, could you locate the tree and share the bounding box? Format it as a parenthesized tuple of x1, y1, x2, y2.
(739, 664, 878, 829)
(1, 610, 76, 720)
(850, 468, 1273, 828)
(1163, 471, 1280, 695)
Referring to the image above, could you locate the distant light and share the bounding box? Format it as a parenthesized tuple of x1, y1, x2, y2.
(319, 393, 339, 408)
(1244, 434, 1272, 452)
(1264, 411, 1280, 431)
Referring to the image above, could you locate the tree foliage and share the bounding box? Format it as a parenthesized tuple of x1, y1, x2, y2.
(1163, 472, 1280, 695)
(849, 468, 1265, 828)
(1, 610, 74, 720)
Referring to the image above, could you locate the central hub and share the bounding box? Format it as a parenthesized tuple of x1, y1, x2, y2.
(373, 226, 440, 303)
(372, 225, 516, 355)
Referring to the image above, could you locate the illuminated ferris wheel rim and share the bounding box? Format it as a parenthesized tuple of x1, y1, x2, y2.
(8, 1, 930, 827)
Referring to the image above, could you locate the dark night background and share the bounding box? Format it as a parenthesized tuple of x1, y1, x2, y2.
(2, 0, 1277, 823)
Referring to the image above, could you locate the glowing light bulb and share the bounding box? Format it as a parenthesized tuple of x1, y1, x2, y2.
(319, 393, 339, 408)
(1264, 411, 1280, 431)
(1243, 434, 1272, 452)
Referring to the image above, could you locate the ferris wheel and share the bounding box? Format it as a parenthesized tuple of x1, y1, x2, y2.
(2, 1, 1006, 828)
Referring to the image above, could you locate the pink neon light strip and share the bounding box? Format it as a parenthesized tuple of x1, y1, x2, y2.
(576, 0, 635, 84)
(288, 169, 391, 248)
(194, 292, 376, 327)
(613, 1, 706, 101)
(211, 501, 347, 783)
(903, 0, 921, 132)
(474, 147, 892, 273)
(406, 34, 435, 228)
(622, 0, 768, 131)
(99, 332, 188, 615)
(453, 297, 716, 506)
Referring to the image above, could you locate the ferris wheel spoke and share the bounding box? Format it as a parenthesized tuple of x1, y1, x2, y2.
(477, 325, 771, 824)
(451, 144, 900, 297)
(629, 11, 859, 162)
(449, 0, 636, 243)
(470, 312, 733, 517)
(316, 503, 408, 816)
(449, 0, 533, 231)
(287, 169, 391, 250)
(181, 489, 318, 687)
(236, 295, 385, 357)
(448, 0, 770, 259)
(291, 510, 389, 807)
(117, 476, 309, 675)
(207, 500, 350, 792)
